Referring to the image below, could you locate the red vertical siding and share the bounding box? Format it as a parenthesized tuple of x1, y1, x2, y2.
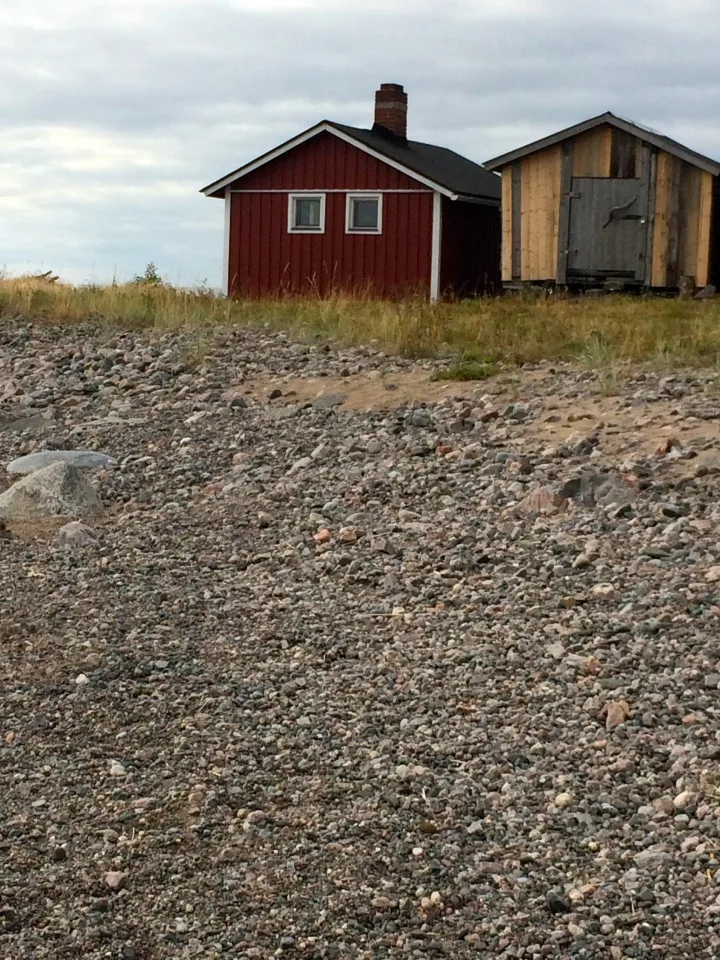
(227, 132, 434, 298)
(440, 197, 501, 297)
(230, 190, 433, 298)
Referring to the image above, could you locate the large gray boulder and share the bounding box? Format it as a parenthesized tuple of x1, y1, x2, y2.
(7, 450, 115, 476)
(0, 462, 102, 520)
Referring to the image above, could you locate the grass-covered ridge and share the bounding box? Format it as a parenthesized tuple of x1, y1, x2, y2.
(2, 273, 720, 367)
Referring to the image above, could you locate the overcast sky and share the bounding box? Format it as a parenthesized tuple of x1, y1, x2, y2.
(2, 0, 719, 288)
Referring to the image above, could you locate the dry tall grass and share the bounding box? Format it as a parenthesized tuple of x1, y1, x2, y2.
(2, 274, 720, 367)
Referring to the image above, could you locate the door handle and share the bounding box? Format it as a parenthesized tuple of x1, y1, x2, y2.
(603, 196, 638, 228)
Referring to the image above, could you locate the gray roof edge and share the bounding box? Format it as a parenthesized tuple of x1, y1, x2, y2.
(484, 112, 720, 176)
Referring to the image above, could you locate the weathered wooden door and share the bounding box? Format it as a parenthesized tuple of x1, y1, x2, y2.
(567, 178, 649, 281)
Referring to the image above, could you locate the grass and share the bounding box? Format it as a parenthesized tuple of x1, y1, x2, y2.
(2, 273, 720, 369)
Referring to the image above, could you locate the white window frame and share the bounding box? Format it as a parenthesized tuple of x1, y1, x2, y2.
(287, 193, 326, 234)
(345, 192, 383, 235)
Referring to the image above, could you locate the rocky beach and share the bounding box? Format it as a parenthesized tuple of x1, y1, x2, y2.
(2, 319, 720, 958)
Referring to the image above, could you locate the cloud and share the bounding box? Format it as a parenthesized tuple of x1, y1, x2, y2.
(1, 0, 719, 286)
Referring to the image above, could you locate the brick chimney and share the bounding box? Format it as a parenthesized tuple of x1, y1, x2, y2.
(373, 83, 408, 140)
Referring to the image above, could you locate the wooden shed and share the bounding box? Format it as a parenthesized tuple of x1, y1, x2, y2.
(484, 112, 720, 291)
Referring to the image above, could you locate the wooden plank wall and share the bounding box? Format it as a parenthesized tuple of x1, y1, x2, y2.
(501, 171, 513, 281)
(696, 172, 713, 287)
(512, 166, 522, 280)
(518, 145, 562, 281)
(572, 127, 612, 177)
(651, 150, 714, 287)
(610, 129, 639, 178)
(651, 151, 672, 286)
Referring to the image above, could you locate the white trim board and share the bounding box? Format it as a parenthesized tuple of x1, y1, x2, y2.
(430, 191, 442, 303)
(201, 121, 458, 199)
(230, 188, 430, 194)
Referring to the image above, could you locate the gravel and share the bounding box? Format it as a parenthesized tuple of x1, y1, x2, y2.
(2, 319, 720, 958)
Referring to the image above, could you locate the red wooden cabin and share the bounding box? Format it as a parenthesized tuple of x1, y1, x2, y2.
(201, 84, 501, 300)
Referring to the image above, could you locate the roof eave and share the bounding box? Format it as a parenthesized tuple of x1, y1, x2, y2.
(453, 192, 501, 206)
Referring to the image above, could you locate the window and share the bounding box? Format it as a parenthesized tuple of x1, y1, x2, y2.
(288, 194, 326, 233)
(346, 193, 382, 234)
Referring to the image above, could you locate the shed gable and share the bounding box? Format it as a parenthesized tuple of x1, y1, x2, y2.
(485, 112, 720, 177)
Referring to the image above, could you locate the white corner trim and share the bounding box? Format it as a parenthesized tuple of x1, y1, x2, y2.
(222, 188, 231, 296)
(287, 192, 326, 234)
(430, 191, 442, 302)
(200, 121, 456, 198)
(345, 192, 383, 234)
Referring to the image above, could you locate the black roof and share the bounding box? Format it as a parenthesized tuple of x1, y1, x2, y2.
(484, 111, 720, 176)
(330, 122, 501, 200)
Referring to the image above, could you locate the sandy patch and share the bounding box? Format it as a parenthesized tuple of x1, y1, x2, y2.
(229, 367, 720, 476)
